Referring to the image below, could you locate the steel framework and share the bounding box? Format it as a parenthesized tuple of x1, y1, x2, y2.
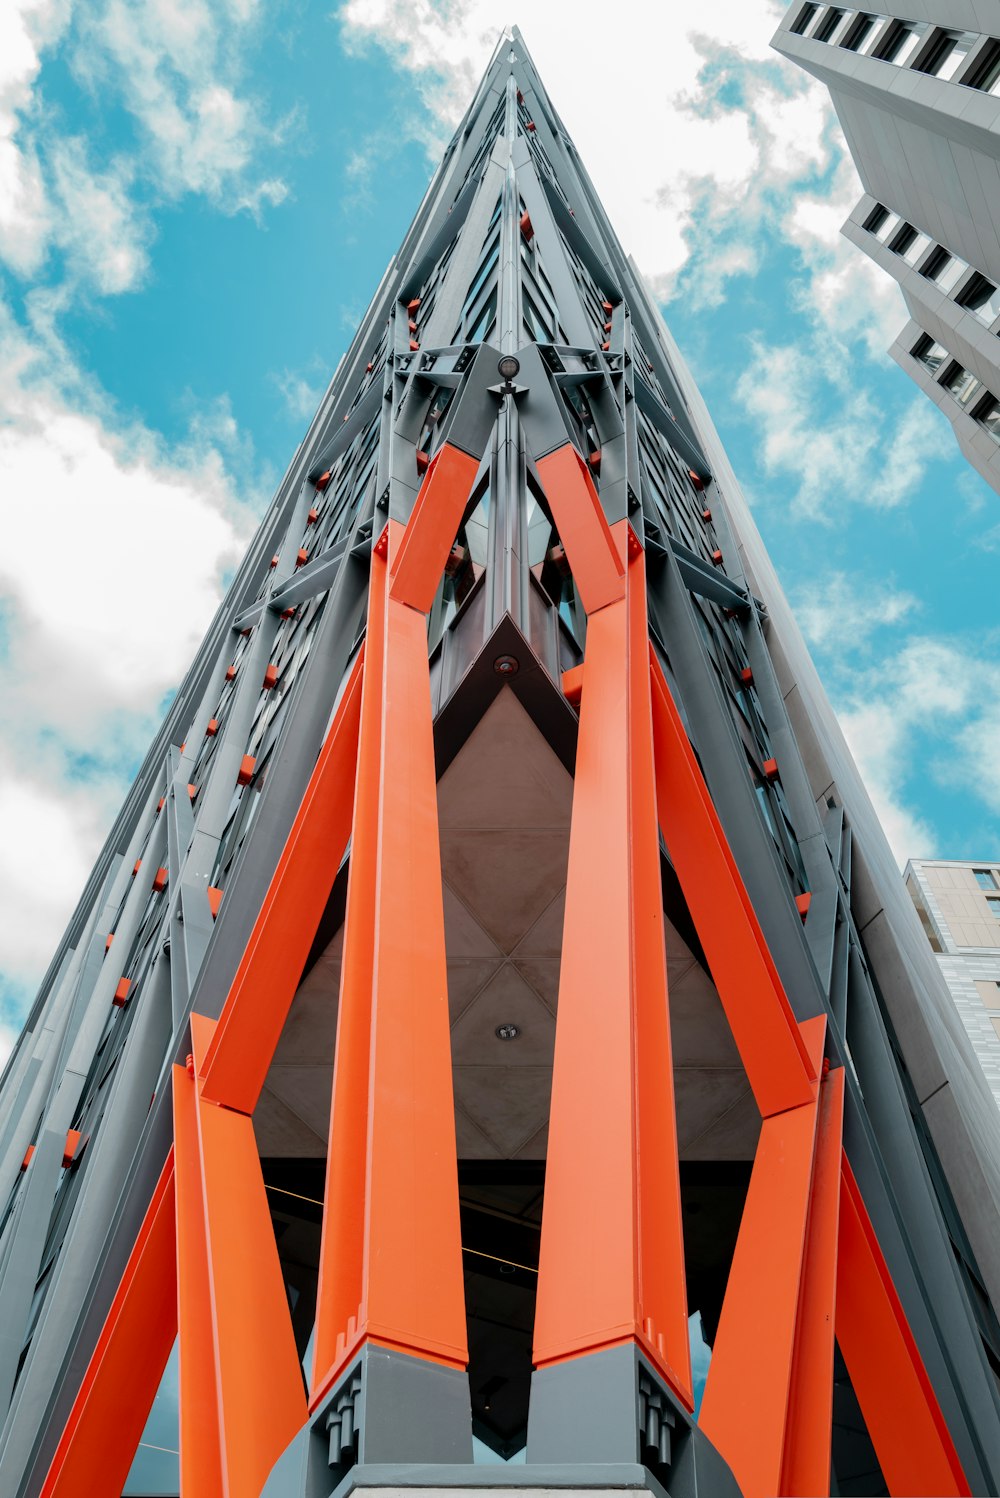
(2, 27, 1000, 1498)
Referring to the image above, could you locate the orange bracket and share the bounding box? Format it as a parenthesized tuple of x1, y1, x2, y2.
(534, 443, 625, 615)
(836, 1156, 970, 1497)
(312, 526, 467, 1406)
(40, 1153, 177, 1498)
(648, 652, 815, 1117)
(199, 647, 365, 1114)
(534, 525, 692, 1406)
(388, 443, 482, 612)
(174, 1015, 307, 1498)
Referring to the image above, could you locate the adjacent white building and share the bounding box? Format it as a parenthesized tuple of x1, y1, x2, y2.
(906, 857, 1000, 1107)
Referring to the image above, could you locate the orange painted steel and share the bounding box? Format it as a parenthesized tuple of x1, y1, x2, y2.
(173, 1058, 224, 1498)
(312, 530, 389, 1398)
(40, 1152, 177, 1498)
(388, 443, 482, 612)
(176, 1015, 307, 1498)
(534, 523, 692, 1407)
(648, 652, 815, 1117)
(781, 1063, 846, 1497)
(699, 1018, 830, 1498)
(836, 1156, 970, 1497)
(312, 522, 467, 1407)
(535, 443, 625, 615)
(199, 645, 365, 1114)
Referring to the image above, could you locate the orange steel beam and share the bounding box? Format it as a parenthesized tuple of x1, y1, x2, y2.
(40, 1153, 177, 1498)
(312, 528, 389, 1396)
(173, 1057, 223, 1497)
(312, 523, 467, 1407)
(175, 1015, 307, 1498)
(781, 1063, 846, 1497)
(648, 652, 815, 1116)
(389, 443, 482, 612)
(534, 443, 625, 615)
(836, 1156, 970, 1497)
(699, 1018, 830, 1498)
(199, 645, 364, 1114)
(534, 523, 692, 1407)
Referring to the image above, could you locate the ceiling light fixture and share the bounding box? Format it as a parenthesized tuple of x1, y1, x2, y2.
(495, 1023, 520, 1041)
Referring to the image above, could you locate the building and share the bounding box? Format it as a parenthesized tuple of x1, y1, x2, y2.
(906, 857, 1000, 1107)
(772, 5, 1000, 495)
(2, 25, 1000, 1498)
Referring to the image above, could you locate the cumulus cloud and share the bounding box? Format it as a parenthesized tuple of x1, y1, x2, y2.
(0, 0, 287, 296)
(792, 571, 919, 652)
(735, 338, 952, 517)
(71, 0, 285, 206)
(827, 636, 1000, 864)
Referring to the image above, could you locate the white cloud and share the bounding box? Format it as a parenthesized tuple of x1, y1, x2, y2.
(72, 0, 286, 206)
(0, 0, 70, 274)
(0, 299, 261, 996)
(48, 136, 151, 293)
(735, 339, 952, 517)
(834, 637, 1000, 864)
(793, 571, 919, 652)
(0, 0, 287, 294)
(274, 367, 324, 422)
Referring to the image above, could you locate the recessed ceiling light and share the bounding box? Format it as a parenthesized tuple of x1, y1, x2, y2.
(495, 1023, 520, 1041)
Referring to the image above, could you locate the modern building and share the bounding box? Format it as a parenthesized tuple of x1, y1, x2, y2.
(3, 25, 1000, 1498)
(772, 5, 1000, 494)
(906, 857, 1000, 1107)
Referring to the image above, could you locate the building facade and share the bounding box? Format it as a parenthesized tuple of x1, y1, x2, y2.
(906, 857, 1000, 1108)
(772, 4, 1000, 494)
(2, 26, 1000, 1498)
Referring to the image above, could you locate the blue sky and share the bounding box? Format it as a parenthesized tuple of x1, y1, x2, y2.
(1, 0, 998, 1049)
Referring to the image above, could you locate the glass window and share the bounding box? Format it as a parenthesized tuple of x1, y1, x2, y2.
(974, 396, 1000, 443)
(790, 2, 819, 33)
(922, 247, 967, 293)
(965, 39, 1000, 94)
(888, 223, 918, 256)
(900, 231, 933, 266)
(816, 8, 851, 43)
(975, 870, 998, 890)
(918, 30, 978, 80)
(987, 897, 1000, 919)
(842, 13, 886, 52)
(941, 363, 985, 408)
(877, 20, 930, 66)
(957, 272, 1000, 325)
(863, 204, 888, 234)
(912, 334, 949, 373)
(873, 210, 902, 243)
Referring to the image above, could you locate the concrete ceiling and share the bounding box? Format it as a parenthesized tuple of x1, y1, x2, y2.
(254, 685, 759, 1163)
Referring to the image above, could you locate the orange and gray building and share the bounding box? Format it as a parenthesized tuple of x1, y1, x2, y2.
(2, 26, 1000, 1498)
(772, 5, 1000, 494)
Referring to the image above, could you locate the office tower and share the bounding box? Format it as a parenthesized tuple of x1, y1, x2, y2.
(906, 857, 1000, 1108)
(3, 25, 1000, 1498)
(772, 5, 1000, 495)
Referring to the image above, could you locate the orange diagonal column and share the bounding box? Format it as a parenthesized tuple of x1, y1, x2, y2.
(648, 654, 815, 1116)
(174, 1015, 307, 1498)
(698, 1022, 843, 1498)
(199, 645, 364, 1114)
(40, 1153, 177, 1498)
(533, 521, 692, 1407)
(836, 1156, 970, 1497)
(312, 522, 467, 1406)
